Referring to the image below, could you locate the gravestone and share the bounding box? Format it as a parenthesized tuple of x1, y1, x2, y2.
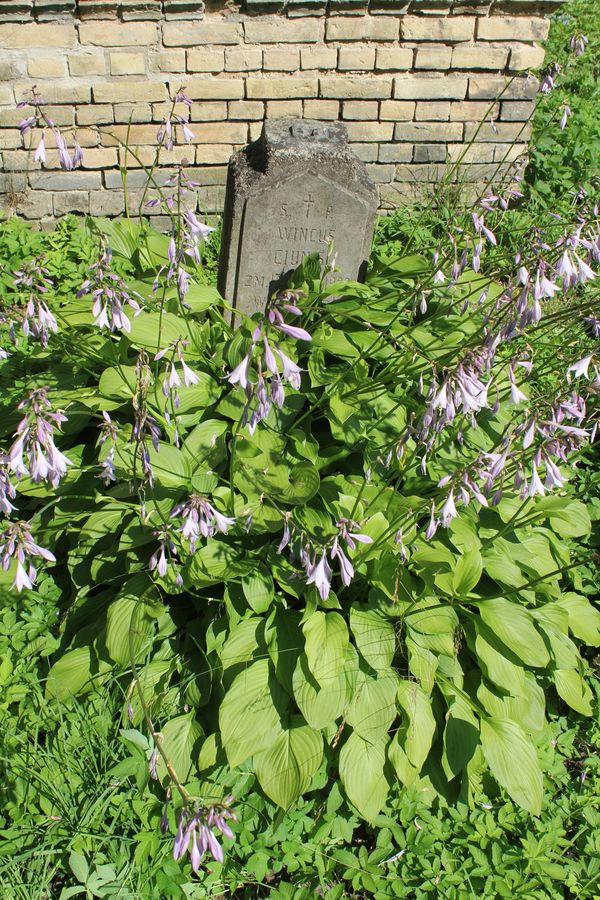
(218, 118, 378, 320)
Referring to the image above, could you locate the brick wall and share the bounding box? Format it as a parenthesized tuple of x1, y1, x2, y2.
(0, 0, 558, 224)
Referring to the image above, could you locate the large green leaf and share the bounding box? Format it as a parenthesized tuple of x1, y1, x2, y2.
(556, 593, 600, 645)
(345, 671, 398, 744)
(452, 549, 482, 595)
(339, 733, 389, 822)
(443, 700, 479, 778)
(480, 718, 543, 815)
(349, 606, 395, 671)
(219, 659, 283, 767)
(292, 654, 349, 730)
(474, 622, 526, 696)
(254, 725, 323, 808)
(478, 671, 545, 734)
(46, 647, 95, 700)
(303, 611, 349, 685)
(105, 595, 155, 666)
(242, 569, 274, 615)
(478, 598, 549, 668)
(396, 679, 436, 770)
(553, 668, 593, 716)
(156, 713, 203, 786)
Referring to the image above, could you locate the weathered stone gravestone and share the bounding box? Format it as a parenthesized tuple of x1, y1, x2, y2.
(218, 118, 378, 320)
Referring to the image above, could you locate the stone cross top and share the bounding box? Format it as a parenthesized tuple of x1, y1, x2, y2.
(218, 118, 378, 320)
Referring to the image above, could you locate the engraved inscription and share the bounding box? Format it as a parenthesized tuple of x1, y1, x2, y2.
(233, 170, 375, 317)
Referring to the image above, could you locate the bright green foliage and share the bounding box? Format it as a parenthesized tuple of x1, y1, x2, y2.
(0, 207, 597, 838)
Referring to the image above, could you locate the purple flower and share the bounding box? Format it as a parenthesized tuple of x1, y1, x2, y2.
(568, 355, 593, 379)
(0, 520, 55, 593)
(227, 353, 252, 391)
(306, 552, 332, 600)
(8, 387, 72, 488)
(171, 494, 235, 552)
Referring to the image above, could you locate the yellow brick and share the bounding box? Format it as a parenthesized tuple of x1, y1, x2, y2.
(344, 121, 394, 142)
(190, 101, 229, 121)
(151, 50, 186, 73)
(464, 121, 531, 141)
(266, 100, 303, 118)
(415, 100, 451, 121)
(449, 100, 499, 120)
(225, 47, 262, 71)
(192, 121, 248, 143)
(244, 17, 322, 44)
(263, 48, 300, 72)
(338, 47, 376, 71)
(196, 144, 235, 164)
(300, 47, 337, 71)
(186, 49, 226, 73)
(319, 76, 392, 99)
(379, 100, 416, 120)
(77, 104, 114, 125)
(303, 99, 339, 120)
(477, 16, 549, 42)
(394, 121, 462, 141)
(249, 121, 263, 141)
(447, 142, 496, 163)
(69, 51, 106, 76)
(102, 124, 160, 145)
(114, 103, 153, 123)
(0, 23, 76, 49)
(452, 45, 509, 70)
(163, 21, 242, 47)
(415, 46, 453, 70)
(14, 81, 91, 104)
(326, 17, 399, 42)
(499, 100, 535, 121)
(80, 147, 119, 168)
(181, 78, 244, 100)
(508, 44, 546, 71)
(27, 55, 68, 79)
(0, 85, 13, 104)
(342, 100, 379, 120)
(228, 100, 265, 120)
(93, 81, 167, 103)
(110, 52, 146, 76)
(394, 75, 468, 99)
(79, 22, 158, 47)
(401, 16, 475, 42)
(375, 47, 414, 71)
(246, 77, 317, 99)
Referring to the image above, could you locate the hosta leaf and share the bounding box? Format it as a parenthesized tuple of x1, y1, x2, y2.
(478, 598, 549, 668)
(293, 654, 349, 730)
(396, 679, 436, 770)
(303, 611, 349, 685)
(480, 718, 543, 815)
(443, 700, 479, 778)
(254, 725, 323, 808)
(553, 668, 593, 716)
(349, 606, 395, 671)
(388, 732, 419, 787)
(478, 671, 546, 734)
(242, 568, 274, 614)
(345, 671, 398, 744)
(156, 713, 204, 786)
(105, 595, 155, 666)
(556, 593, 600, 645)
(219, 659, 283, 767)
(46, 647, 94, 700)
(452, 548, 482, 595)
(474, 622, 526, 696)
(339, 733, 389, 822)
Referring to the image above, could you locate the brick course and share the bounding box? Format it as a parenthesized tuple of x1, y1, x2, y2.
(0, 3, 551, 219)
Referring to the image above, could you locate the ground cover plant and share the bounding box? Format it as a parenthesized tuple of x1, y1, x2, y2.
(1, 3, 599, 896)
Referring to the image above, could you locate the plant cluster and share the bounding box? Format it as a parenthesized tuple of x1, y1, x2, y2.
(0, 5, 599, 895)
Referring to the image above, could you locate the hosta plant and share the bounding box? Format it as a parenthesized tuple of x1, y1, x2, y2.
(1, 78, 599, 872)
